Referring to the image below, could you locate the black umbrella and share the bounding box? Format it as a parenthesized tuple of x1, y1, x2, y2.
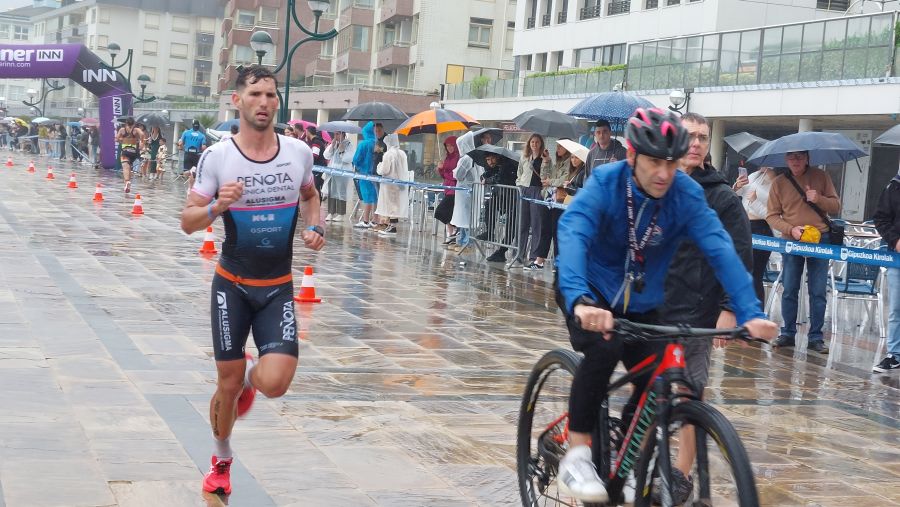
(341, 102, 408, 121)
(874, 124, 900, 146)
(135, 112, 171, 129)
(724, 132, 769, 161)
(471, 127, 503, 147)
(469, 144, 520, 168)
(513, 109, 585, 139)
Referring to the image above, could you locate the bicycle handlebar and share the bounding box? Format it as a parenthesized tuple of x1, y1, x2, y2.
(613, 319, 770, 345)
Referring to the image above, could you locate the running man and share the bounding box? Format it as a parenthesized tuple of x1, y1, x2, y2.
(554, 108, 777, 502)
(180, 65, 325, 496)
(179, 119, 208, 186)
(116, 117, 145, 193)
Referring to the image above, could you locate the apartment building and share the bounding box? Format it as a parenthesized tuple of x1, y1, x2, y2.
(28, 0, 224, 107)
(0, 3, 52, 115)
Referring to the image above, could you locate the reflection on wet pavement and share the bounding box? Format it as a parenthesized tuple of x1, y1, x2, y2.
(0, 153, 897, 506)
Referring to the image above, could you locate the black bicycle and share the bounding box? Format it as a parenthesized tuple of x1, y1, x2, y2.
(517, 319, 766, 507)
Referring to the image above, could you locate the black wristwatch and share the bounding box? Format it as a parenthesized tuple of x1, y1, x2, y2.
(307, 225, 325, 237)
(574, 295, 601, 308)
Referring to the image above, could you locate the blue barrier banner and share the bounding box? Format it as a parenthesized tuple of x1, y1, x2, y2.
(312, 165, 470, 193)
(752, 235, 900, 268)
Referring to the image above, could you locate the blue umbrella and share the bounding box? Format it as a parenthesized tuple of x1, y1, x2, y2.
(568, 92, 655, 123)
(215, 118, 240, 131)
(747, 132, 866, 168)
(66, 121, 82, 127)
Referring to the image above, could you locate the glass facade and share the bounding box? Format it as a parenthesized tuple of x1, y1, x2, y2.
(626, 12, 896, 90)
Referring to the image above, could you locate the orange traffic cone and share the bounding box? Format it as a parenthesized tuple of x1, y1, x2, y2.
(5, 156, 12, 167)
(46, 166, 54, 179)
(27, 161, 35, 173)
(131, 193, 144, 215)
(294, 266, 322, 303)
(199, 226, 218, 254)
(67, 172, 78, 188)
(92, 183, 104, 202)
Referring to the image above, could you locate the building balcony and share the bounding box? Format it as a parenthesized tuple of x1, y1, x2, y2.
(221, 17, 232, 37)
(334, 49, 372, 73)
(219, 47, 230, 66)
(194, 59, 213, 72)
(379, 0, 414, 23)
(376, 41, 411, 69)
(340, 5, 375, 27)
(579, 5, 602, 19)
(541, 14, 551, 26)
(526, 17, 535, 29)
(305, 55, 334, 76)
(557, 11, 568, 23)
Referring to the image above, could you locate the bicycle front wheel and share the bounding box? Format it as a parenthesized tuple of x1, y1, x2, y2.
(634, 400, 759, 507)
(517, 348, 582, 507)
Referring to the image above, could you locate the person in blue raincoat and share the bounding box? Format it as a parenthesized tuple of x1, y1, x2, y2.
(352, 121, 379, 228)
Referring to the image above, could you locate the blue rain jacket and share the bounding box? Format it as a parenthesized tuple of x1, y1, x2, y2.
(556, 160, 764, 325)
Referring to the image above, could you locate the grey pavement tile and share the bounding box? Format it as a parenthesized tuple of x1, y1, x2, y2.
(319, 446, 450, 490)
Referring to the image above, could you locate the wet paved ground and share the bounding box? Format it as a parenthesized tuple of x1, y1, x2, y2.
(0, 151, 898, 507)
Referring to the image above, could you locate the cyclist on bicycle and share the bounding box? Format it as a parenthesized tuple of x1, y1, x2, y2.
(554, 108, 777, 502)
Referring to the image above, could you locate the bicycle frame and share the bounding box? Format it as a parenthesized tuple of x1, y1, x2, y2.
(597, 341, 700, 503)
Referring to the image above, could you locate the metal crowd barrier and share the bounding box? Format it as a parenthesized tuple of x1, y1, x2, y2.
(470, 183, 523, 268)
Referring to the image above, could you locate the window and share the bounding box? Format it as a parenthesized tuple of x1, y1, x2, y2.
(99, 9, 110, 23)
(145, 13, 159, 29)
(170, 42, 189, 59)
(505, 21, 514, 51)
(321, 38, 335, 57)
(195, 70, 211, 86)
(97, 35, 108, 50)
(468, 18, 492, 48)
(646, 0, 658, 8)
(382, 23, 396, 48)
(259, 6, 278, 26)
(172, 16, 190, 32)
(233, 45, 254, 64)
(141, 67, 156, 82)
(89, 8, 96, 23)
(236, 10, 256, 28)
(816, 0, 849, 10)
(13, 26, 29, 41)
(168, 69, 186, 85)
(0, 24, 9, 40)
(143, 39, 158, 56)
(576, 43, 626, 67)
(199, 17, 216, 34)
(352, 26, 370, 51)
(197, 43, 213, 59)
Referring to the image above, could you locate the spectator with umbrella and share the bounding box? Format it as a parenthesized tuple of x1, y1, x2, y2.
(473, 145, 519, 262)
(352, 121, 379, 228)
(434, 136, 460, 244)
(733, 164, 779, 303)
(323, 130, 354, 222)
(585, 119, 626, 175)
(515, 133, 552, 270)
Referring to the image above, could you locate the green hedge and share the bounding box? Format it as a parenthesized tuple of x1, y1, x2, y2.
(527, 64, 627, 79)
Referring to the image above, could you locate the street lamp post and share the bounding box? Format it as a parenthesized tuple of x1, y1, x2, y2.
(23, 79, 65, 117)
(134, 74, 156, 104)
(668, 88, 693, 115)
(105, 42, 134, 84)
(250, 0, 338, 123)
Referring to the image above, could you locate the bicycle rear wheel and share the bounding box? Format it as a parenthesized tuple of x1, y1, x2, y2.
(517, 348, 583, 507)
(633, 400, 759, 507)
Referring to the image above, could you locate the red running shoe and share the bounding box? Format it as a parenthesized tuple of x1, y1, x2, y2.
(237, 353, 256, 418)
(202, 455, 233, 495)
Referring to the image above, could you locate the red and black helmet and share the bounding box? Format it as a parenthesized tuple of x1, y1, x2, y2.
(625, 108, 690, 161)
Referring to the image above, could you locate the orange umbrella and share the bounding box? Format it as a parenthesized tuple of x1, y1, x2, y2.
(394, 108, 479, 136)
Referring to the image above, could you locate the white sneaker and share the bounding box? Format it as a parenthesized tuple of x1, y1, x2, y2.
(325, 213, 333, 222)
(353, 221, 368, 229)
(557, 445, 608, 502)
(332, 214, 343, 222)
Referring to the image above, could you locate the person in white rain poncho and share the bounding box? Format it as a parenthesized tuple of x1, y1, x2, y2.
(323, 131, 354, 222)
(374, 134, 413, 236)
(449, 131, 483, 253)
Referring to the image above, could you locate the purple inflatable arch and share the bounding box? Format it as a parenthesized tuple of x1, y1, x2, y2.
(0, 44, 133, 169)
